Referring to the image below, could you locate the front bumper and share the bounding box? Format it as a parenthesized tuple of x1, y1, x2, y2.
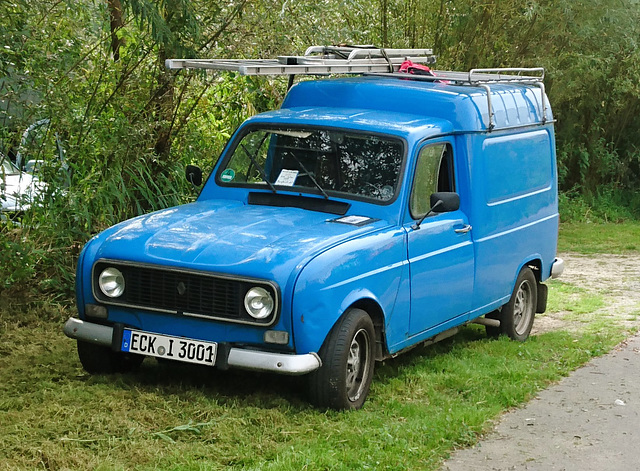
(63, 317, 321, 375)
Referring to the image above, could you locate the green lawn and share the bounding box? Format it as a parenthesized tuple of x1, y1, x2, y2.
(558, 221, 640, 253)
(0, 302, 625, 470)
(1, 222, 638, 470)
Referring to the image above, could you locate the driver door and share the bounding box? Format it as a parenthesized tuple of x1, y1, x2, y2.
(404, 140, 475, 336)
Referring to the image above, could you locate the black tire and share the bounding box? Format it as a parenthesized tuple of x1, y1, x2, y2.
(308, 308, 376, 410)
(77, 340, 144, 374)
(499, 267, 537, 342)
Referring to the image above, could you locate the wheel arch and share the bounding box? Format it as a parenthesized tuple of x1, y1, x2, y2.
(348, 298, 388, 361)
(526, 258, 543, 282)
(516, 257, 542, 284)
(290, 225, 406, 356)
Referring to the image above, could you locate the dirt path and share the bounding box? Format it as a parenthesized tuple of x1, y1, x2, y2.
(442, 253, 640, 471)
(533, 253, 640, 334)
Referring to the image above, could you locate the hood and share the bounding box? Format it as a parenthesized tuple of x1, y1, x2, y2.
(93, 198, 388, 283)
(1, 172, 44, 212)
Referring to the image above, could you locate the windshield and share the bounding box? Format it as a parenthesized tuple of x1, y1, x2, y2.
(1, 157, 19, 175)
(218, 127, 404, 202)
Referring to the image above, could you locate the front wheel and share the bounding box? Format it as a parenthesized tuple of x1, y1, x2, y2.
(498, 267, 537, 341)
(308, 308, 376, 410)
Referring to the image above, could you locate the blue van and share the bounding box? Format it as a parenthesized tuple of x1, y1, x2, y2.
(64, 48, 564, 409)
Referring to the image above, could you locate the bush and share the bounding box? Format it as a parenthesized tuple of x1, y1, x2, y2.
(559, 187, 640, 223)
(0, 225, 39, 293)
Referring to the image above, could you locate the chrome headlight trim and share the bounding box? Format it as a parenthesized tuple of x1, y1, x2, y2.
(98, 267, 125, 298)
(244, 287, 275, 319)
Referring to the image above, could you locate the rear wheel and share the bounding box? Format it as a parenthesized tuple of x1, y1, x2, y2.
(485, 268, 537, 341)
(77, 340, 144, 374)
(498, 267, 537, 341)
(308, 308, 376, 410)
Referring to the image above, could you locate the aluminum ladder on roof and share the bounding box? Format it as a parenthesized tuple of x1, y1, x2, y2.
(165, 45, 437, 75)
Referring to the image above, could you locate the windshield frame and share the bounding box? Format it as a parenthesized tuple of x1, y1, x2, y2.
(215, 124, 408, 206)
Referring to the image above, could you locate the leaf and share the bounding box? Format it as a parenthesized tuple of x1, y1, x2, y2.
(151, 421, 213, 441)
(170, 423, 202, 434)
(153, 432, 176, 443)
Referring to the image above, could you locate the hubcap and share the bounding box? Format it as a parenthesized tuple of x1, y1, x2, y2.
(345, 328, 371, 402)
(513, 279, 533, 335)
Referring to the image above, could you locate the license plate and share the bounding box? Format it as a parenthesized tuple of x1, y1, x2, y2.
(121, 329, 217, 366)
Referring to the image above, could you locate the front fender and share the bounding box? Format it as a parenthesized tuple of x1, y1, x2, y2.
(291, 226, 408, 355)
(75, 234, 106, 318)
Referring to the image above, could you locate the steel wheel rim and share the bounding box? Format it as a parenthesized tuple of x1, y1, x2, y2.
(513, 279, 534, 335)
(345, 328, 371, 402)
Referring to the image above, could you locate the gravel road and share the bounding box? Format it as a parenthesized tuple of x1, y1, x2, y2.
(442, 253, 640, 471)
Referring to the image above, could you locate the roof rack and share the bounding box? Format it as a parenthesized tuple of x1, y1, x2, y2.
(166, 46, 549, 130)
(370, 67, 548, 129)
(371, 67, 544, 85)
(467, 68, 547, 129)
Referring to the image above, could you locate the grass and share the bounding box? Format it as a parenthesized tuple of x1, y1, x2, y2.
(1, 222, 638, 470)
(0, 298, 628, 470)
(545, 280, 606, 317)
(558, 221, 640, 253)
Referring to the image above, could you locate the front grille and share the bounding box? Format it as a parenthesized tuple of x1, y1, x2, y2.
(92, 261, 278, 326)
(124, 267, 242, 318)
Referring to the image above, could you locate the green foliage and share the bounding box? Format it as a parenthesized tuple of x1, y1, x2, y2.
(124, 0, 201, 55)
(2, 0, 640, 299)
(559, 187, 640, 223)
(0, 0, 271, 296)
(0, 226, 38, 291)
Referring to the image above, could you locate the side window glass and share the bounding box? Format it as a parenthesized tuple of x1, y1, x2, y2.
(410, 143, 455, 219)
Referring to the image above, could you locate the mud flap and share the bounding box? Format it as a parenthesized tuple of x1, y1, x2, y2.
(536, 283, 548, 313)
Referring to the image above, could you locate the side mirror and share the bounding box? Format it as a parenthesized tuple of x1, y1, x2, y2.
(186, 165, 203, 186)
(413, 192, 460, 230)
(430, 192, 460, 213)
(25, 159, 44, 174)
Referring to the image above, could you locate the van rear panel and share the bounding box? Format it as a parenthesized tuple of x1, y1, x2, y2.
(469, 125, 558, 311)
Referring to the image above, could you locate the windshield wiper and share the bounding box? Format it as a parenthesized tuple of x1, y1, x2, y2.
(240, 143, 277, 193)
(286, 153, 329, 199)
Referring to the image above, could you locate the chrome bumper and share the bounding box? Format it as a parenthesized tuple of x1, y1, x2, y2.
(63, 317, 321, 375)
(551, 257, 565, 278)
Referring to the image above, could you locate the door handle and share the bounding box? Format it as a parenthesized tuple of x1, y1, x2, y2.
(454, 224, 472, 234)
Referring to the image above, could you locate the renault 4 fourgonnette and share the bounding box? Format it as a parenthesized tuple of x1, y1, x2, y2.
(65, 47, 564, 409)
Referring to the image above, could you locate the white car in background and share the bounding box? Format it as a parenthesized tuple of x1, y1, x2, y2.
(1, 153, 45, 216)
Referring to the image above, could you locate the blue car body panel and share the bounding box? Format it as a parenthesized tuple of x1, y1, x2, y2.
(73, 74, 559, 369)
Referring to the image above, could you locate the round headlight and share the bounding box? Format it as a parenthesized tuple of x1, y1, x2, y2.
(244, 287, 274, 320)
(98, 267, 125, 298)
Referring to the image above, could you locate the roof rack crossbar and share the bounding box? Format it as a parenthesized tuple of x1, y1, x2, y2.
(468, 68, 546, 130)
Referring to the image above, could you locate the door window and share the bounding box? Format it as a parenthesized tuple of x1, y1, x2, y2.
(410, 143, 455, 219)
